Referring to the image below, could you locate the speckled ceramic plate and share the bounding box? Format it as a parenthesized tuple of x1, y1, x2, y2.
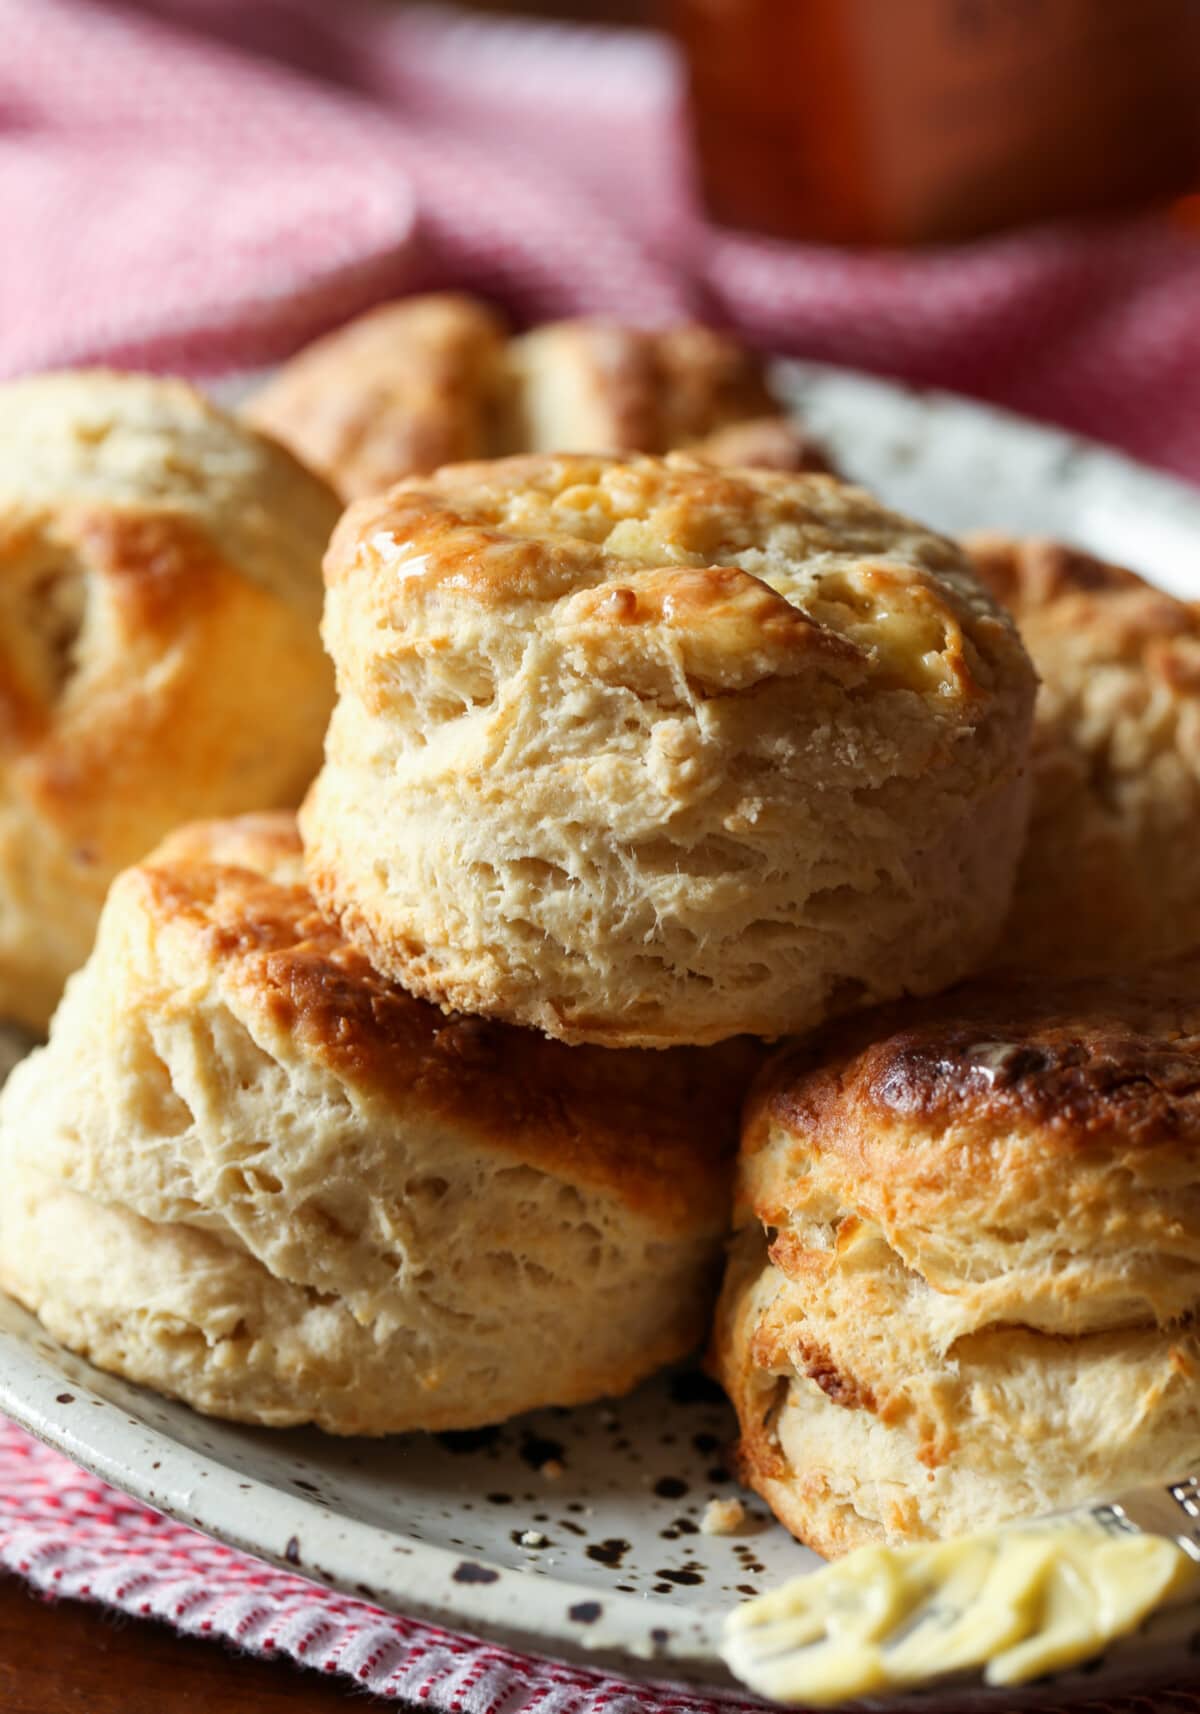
(3, 366, 1200, 1706)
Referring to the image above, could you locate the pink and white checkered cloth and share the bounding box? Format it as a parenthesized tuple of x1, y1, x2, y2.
(4, 0, 1200, 481)
(2, 2, 1200, 1708)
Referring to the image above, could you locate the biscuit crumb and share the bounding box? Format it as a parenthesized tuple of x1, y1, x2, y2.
(701, 1496, 745, 1536)
(519, 1529, 547, 1547)
(541, 1459, 565, 1480)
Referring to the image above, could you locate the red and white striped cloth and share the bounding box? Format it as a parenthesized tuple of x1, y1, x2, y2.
(2, 2, 1200, 1707)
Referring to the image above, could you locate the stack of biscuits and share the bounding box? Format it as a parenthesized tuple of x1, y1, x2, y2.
(1, 298, 1198, 1552)
(716, 536, 1200, 1548)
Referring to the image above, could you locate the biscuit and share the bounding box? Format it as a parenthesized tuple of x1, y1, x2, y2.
(510, 318, 785, 458)
(244, 296, 831, 498)
(0, 371, 339, 1030)
(686, 415, 836, 475)
(712, 965, 1200, 1552)
(243, 295, 511, 500)
(302, 453, 1036, 1047)
(0, 815, 756, 1433)
(967, 534, 1200, 974)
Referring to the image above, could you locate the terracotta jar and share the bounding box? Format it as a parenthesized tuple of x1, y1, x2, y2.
(670, 0, 1200, 245)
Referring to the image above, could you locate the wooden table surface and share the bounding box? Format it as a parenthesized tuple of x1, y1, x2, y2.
(0, 1576, 363, 1713)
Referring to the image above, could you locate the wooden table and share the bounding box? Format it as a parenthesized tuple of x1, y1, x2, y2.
(0, 1576, 363, 1712)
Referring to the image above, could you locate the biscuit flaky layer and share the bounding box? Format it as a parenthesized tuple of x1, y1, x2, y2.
(0, 815, 756, 1433)
(967, 534, 1200, 976)
(0, 371, 340, 1030)
(713, 964, 1200, 1553)
(302, 452, 1036, 1047)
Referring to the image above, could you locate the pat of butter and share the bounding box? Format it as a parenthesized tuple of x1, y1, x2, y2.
(722, 1516, 1200, 1707)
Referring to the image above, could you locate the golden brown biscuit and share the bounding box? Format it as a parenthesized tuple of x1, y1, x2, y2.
(510, 319, 777, 455)
(0, 814, 757, 1433)
(244, 296, 832, 498)
(243, 295, 510, 501)
(301, 452, 1036, 1048)
(687, 415, 836, 475)
(0, 371, 339, 1031)
(713, 965, 1200, 1553)
(967, 534, 1200, 975)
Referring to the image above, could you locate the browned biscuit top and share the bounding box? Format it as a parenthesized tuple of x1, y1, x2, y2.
(750, 963, 1200, 1170)
(969, 533, 1200, 682)
(324, 453, 1017, 712)
(139, 816, 756, 1233)
(243, 295, 511, 500)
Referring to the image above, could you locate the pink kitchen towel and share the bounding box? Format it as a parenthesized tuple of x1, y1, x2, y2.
(3, 0, 1200, 482)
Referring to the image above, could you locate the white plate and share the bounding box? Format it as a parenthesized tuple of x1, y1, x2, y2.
(3, 365, 1200, 1705)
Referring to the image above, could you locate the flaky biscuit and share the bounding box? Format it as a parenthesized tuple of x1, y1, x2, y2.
(510, 318, 781, 456)
(244, 296, 831, 498)
(302, 453, 1036, 1047)
(0, 371, 339, 1030)
(243, 296, 510, 501)
(967, 534, 1200, 974)
(712, 965, 1200, 1552)
(0, 815, 756, 1433)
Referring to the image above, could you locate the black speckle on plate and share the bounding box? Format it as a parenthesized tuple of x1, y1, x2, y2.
(452, 1562, 500, 1585)
(284, 1536, 301, 1565)
(655, 1568, 704, 1586)
(586, 1538, 630, 1570)
(568, 1601, 603, 1624)
(653, 1476, 688, 1500)
(54, 1393, 74, 1405)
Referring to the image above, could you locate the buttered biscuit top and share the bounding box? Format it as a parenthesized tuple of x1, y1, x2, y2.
(302, 453, 1037, 1047)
